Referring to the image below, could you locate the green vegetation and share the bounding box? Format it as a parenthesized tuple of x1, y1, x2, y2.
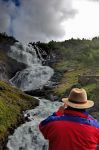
(85, 84, 99, 118)
(36, 38, 99, 96)
(0, 81, 38, 140)
(36, 37, 99, 68)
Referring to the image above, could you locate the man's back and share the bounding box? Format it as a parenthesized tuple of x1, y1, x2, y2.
(39, 109, 99, 150)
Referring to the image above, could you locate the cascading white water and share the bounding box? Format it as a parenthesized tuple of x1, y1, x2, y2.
(10, 66, 54, 91)
(8, 42, 41, 66)
(8, 42, 54, 91)
(7, 98, 62, 150)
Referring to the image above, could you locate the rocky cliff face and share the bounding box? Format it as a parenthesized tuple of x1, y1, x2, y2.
(0, 54, 26, 81)
(0, 34, 26, 82)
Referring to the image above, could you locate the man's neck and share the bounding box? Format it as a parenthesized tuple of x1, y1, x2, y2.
(66, 107, 86, 112)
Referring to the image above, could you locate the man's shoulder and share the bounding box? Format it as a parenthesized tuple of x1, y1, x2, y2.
(40, 113, 63, 126)
(88, 114, 99, 128)
(40, 113, 99, 129)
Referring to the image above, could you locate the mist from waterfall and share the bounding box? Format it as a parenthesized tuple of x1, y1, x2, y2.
(8, 42, 54, 91)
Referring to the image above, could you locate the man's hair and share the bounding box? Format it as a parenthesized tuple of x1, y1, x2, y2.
(66, 106, 86, 112)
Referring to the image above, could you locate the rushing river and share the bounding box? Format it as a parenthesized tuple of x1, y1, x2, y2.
(7, 98, 62, 150)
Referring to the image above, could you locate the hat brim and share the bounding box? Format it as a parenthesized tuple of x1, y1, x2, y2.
(62, 98, 94, 109)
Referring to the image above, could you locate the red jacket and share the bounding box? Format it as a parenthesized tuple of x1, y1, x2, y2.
(39, 109, 99, 150)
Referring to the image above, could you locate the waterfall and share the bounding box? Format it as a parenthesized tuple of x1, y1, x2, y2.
(8, 42, 41, 66)
(7, 98, 62, 150)
(8, 42, 54, 91)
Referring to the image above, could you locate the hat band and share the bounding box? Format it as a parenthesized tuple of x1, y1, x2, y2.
(68, 99, 87, 104)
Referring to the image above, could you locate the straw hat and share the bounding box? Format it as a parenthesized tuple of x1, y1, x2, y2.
(62, 88, 94, 109)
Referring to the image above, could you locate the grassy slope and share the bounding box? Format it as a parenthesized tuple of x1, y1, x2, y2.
(44, 38, 99, 94)
(53, 63, 99, 96)
(0, 81, 39, 141)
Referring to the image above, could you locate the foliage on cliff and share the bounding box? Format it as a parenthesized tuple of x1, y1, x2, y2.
(0, 32, 17, 44)
(36, 37, 99, 67)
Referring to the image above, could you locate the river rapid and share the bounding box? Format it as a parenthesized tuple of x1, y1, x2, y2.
(7, 98, 62, 150)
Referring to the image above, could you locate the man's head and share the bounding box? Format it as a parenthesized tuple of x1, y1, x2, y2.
(62, 88, 94, 109)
